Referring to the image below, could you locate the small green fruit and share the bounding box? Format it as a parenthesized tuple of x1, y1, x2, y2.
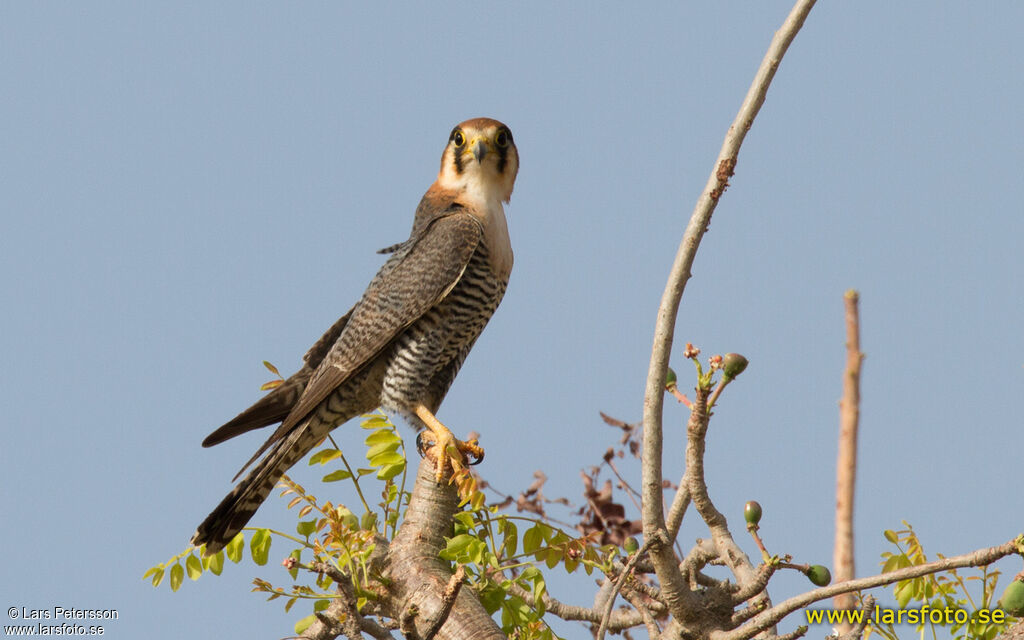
(665, 367, 678, 388)
(722, 353, 749, 379)
(744, 501, 762, 526)
(624, 537, 640, 554)
(806, 565, 832, 587)
(999, 578, 1024, 616)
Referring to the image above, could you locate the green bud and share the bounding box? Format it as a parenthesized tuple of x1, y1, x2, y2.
(624, 537, 640, 553)
(744, 501, 762, 526)
(806, 565, 832, 587)
(999, 578, 1024, 616)
(665, 367, 677, 388)
(722, 353, 749, 379)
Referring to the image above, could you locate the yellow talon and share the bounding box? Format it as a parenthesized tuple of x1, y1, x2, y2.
(413, 405, 485, 482)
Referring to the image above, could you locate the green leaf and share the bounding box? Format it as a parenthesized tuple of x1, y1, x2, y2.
(369, 452, 405, 466)
(226, 532, 245, 563)
(884, 530, 899, 543)
(882, 555, 902, 573)
(454, 511, 475, 529)
(544, 547, 562, 569)
(208, 551, 224, 576)
(366, 441, 401, 460)
(364, 429, 399, 445)
(471, 490, 485, 511)
(468, 539, 486, 564)
(523, 525, 543, 555)
(549, 530, 569, 546)
(442, 534, 476, 559)
(250, 528, 272, 566)
(360, 415, 391, 429)
(479, 582, 506, 614)
(294, 614, 316, 634)
(287, 549, 301, 580)
(262, 360, 281, 376)
(357, 468, 375, 477)
(186, 553, 203, 580)
(334, 506, 359, 529)
(322, 469, 353, 482)
(895, 581, 914, 608)
(376, 462, 405, 480)
(564, 554, 579, 574)
(308, 449, 343, 466)
(150, 567, 165, 587)
(170, 563, 184, 592)
(297, 519, 317, 537)
(531, 570, 547, 614)
(501, 521, 518, 558)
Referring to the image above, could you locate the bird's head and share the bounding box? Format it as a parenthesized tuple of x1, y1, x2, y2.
(437, 118, 519, 204)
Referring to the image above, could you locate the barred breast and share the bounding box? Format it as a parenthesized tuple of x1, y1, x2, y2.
(380, 242, 508, 427)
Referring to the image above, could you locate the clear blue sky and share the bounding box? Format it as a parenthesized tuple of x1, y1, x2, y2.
(2, 3, 1022, 639)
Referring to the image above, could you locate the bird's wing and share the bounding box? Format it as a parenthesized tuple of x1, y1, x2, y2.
(302, 307, 356, 368)
(200, 308, 355, 448)
(289, 211, 483, 426)
(229, 210, 483, 478)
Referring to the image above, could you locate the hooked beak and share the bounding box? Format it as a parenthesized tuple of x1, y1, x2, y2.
(470, 137, 488, 162)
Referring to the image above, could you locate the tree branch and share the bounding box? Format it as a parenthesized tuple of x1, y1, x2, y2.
(833, 291, 863, 632)
(713, 537, 1022, 640)
(597, 536, 662, 640)
(641, 0, 818, 621)
(836, 595, 874, 640)
(683, 385, 757, 593)
(504, 583, 650, 632)
(621, 588, 663, 639)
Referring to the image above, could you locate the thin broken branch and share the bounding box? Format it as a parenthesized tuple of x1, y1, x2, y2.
(833, 290, 863, 633)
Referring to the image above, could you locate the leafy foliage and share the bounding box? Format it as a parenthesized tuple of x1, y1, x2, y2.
(146, 412, 623, 637)
(871, 522, 1016, 640)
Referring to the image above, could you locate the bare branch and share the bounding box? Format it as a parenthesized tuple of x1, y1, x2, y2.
(730, 562, 777, 605)
(774, 626, 809, 640)
(360, 618, 397, 640)
(713, 537, 1022, 640)
(682, 386, 761, 605)
(641, 0, 818, 620)
(836, 595, 875, 640)
(833, 291, 863, 632)
(597, 536, 664, 640)
(422, 566, 466, 640)
(621, 588, 662, 639)
(665, 484, 691, 543)
(505, 583, 650, 632)
(303, 569, 367, 640)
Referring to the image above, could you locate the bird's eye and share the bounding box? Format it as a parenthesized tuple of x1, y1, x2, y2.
(452, 130, 465, 147)
(495, 130, 510, 148)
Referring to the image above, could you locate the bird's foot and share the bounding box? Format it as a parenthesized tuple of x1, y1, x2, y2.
(415, 429, 484, 482)
(412, 404, 485, 482)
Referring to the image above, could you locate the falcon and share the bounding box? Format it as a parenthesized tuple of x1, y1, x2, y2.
(191, 118, 518, 555)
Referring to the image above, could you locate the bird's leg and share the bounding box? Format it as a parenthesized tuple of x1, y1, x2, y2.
(413, 404, 485, 482)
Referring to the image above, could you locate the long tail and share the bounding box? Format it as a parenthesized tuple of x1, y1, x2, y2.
(191, 420, 325, 556)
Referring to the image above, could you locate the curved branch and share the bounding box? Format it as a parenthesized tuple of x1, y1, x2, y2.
(641, 0, 818, 622)
(713, 537, 1022, 640)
